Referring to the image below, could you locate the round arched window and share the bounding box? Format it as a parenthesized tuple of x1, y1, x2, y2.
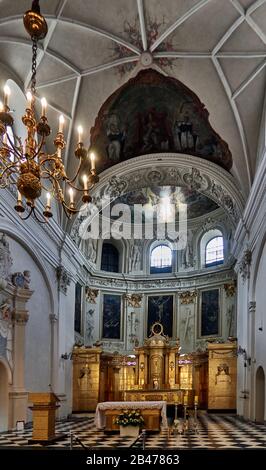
(150, 244, 172, 274)
(205, 236, 224, 267)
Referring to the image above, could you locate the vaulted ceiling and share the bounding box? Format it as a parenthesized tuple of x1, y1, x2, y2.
(1, 0, 266, 200)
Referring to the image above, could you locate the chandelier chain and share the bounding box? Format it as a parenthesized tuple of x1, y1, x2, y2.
(31, 38, 38, 106)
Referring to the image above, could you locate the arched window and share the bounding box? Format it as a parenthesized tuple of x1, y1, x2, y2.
(150, 244, 172, 274)
(205, 236, 224, 267)
(101, 242, 119, 272)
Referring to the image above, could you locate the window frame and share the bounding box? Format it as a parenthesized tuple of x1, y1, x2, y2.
(150, 243, 173, 274)
(205, 236, 224, 268)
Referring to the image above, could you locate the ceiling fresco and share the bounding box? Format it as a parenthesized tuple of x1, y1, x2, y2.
(109, 185, 219, 220)
(89, 69, 232, 173)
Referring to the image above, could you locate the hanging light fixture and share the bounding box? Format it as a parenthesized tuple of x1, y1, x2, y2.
(0, 0, 99, 222)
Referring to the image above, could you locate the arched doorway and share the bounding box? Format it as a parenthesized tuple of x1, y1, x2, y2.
(255, 366, 265, 423)
(0, 360, 9, 431)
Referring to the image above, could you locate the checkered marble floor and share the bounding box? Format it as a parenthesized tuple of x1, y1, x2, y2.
(0, 413, 265, 449)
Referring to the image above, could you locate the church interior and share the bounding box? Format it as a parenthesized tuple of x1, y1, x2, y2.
(0, 0, 266, 452)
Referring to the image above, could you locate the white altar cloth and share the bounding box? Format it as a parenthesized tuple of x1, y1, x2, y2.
(94, 401, 168, 429)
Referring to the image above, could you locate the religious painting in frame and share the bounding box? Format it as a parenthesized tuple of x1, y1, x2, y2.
(200, 288, 220, 337)
(102, 294, 122, 340)
(147, 295, 173, 338)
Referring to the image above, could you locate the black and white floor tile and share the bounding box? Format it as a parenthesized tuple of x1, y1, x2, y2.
(0, 413, 265, 449)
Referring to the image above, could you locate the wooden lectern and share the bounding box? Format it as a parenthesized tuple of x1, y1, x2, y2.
(28, 392, 63, 444)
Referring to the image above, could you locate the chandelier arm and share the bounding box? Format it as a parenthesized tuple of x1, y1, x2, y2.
(65, 180, 86, 192)
(67, 159, 83, 184)
(61, 201, 72, 220)
(0, 161, 19, 178)
(4, 133, 24, 161)
(18, 205, 34, 221)
(32, 207, 49, 224)
(29, 133, 46, 161)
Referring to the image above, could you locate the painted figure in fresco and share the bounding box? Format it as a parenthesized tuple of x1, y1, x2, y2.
(106, 113, 126, 163)
(174, 113, 198, 152)
(139, 108, 172, 153)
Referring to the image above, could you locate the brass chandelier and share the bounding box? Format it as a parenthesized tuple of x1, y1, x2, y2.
(0, 0, 99, 222)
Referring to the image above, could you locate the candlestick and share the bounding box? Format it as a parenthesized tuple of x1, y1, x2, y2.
(83, 175, 88, 191)
(77, 125, 83, 144)
(41, 97, 47, 117)
(183, 395, 188, 406)
(0, 100, 4, 112)
(59, 114, 64, 133)
(46, 192, 51, 209)
(90, 152, 96, 170)
(194, 395, 198, 405)
(4, 85, 10, 107)
(26, 91, 32, 109)
(17, 190, 22, 203)
(69, 188, 74, 204)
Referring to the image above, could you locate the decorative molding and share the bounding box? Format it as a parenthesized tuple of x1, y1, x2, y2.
(124, 293, 143, 308)
(178, 291, 197, 304)
(0, 232, 13, 282)
(12, 310, 29, 324)
(11, 271, 31, 289)
(248, 301, 256, 314)
(56, 266, 71, 295)
(49, 313, 58, 323)
(237, 249, 252, 282)
(224, 281, 237, 297)
(85, 287, 99, 303)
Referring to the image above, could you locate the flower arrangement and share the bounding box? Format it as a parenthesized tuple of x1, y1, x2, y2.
(114, 409, 145, 427)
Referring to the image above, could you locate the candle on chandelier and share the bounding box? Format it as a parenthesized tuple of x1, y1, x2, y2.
(69, 188, 74, 204)
(82, 175, 88, 191)
(77, 125, 83, 144)
(3, 85, 10, 107)
(26, 91, 32, 109)
(0, 101, 3, 112)
(59, 114, 64, 133)
(46, 192, 51, 209)
(17, 190, 22, 203)
(57, 147, 62, 159)
(90, 152, 96, 170)
(41, 97, 47, 117)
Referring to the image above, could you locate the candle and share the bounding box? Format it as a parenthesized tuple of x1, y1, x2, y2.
(90, 152, 96, 170)
(194, 395, 198, 405)
(77, 125, 83, 144)
(59, 114, 64, 133)
(41, 97, 47, 117)
(183, 395, 188, 406)
(4, 85, 10, 107)
(17, 190, 22, 203)
(69, 188, 74, 204)
(82, 175, 88, 191)
(26, 91, 32, 109)
(57, 147, 62, 159)
(46, 192, 51, 209)
(0, 101, 3, 112)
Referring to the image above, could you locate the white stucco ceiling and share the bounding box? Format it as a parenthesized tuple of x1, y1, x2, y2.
(0, 0, 266, 199)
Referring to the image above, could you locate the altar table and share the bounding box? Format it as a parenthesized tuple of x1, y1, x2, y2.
(94, 401, 168, 432)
